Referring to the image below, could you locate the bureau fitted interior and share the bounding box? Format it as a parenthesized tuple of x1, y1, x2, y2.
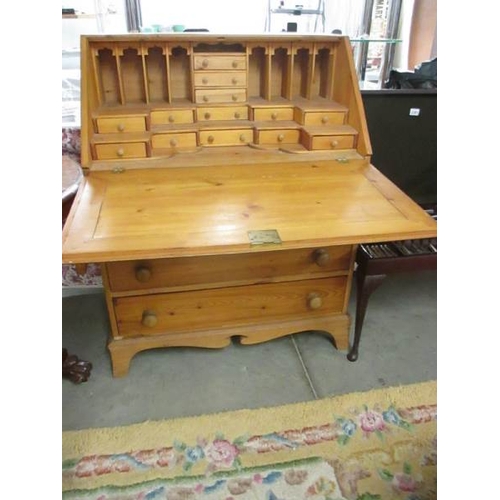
(62, 34, 437, 377)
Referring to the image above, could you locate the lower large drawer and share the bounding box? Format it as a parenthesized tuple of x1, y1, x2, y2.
(105, 245, 353, 292)
(113, 276, 348, 338)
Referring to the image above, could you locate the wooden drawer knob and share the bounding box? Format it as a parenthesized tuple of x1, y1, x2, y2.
(207, 135, 215, 144)
(313, 248, 331, 267)
(116, 147, 125, 157)
(321, 116, 329, 124)
(202, 77, 208, 84)
(170, 138, 178, 147)
(141, 310, 158, 328)
(204, 112, 211, 120)
(307, 293, 323, 310)
(271, 112, 278, 120)
(330, 140, 339, 148)
(135, 266, 152, 282)
(232, 77, 238, 85)
(203, 95, 209, 102)
(168, 115, 175, 123)
(234, 111, 241, 119)
(239, 134, 247, 142)
(277, 134, 285, 142)
(232, 94, 238, 101)
(201, 59, 209, 68)
(117, 123, 125, 132)
(232, 60, 238, 68)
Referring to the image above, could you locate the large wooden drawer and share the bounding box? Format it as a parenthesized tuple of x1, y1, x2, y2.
(95, 116, 147, 133)
(113, 276, 348, 338)
(106, 245, 353, 292)
(94, 142, 147, 160)
(193, 54, 247, 71)
(196, 106, 249, 121)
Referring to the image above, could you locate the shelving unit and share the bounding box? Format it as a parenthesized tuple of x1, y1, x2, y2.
(265, 0, 326, 33)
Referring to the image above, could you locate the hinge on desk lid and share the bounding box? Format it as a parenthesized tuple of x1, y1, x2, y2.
(112, 166, 126, 173)
(336, 157, 349, 163)
(248, 229, 282, 245)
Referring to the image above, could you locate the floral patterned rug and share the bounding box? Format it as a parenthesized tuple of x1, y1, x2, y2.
(62, 380, 437, 499)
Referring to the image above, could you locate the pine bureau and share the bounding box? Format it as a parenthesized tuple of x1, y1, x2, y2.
(62, 34, 437, 377)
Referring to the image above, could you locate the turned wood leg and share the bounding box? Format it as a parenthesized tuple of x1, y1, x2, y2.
(347, 272, 387, 362)
(62, 348, 93, 383)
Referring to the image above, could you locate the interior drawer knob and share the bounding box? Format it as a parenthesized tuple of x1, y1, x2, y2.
(117, 123, 125, 132)
(271, 112, 278, 120)
(135, 266, 152, 282)
(277, 134, 285, 142)
(321, 116, 329, 124)
(141, 310, 158, 328)
(207, 135, 215, 144)
(202, 77, 208, 84)
(307, 293, 323, 310)
(232, 60, 239, 68)
(313, 248, 331, 267)
(170, 138, 178, 147)
(201, 59, 209, 68)
(204, 112, 211, 120)
(232, 94, 238, 101)
(234, 112, 241, 119)
(116, 147, 125, 157)
(330, 140, 339, 148)
(203, 95, 209, 102)
(239, 134, 247, 142)
(168, 115, 175, 123)
(232, 77, 238, 85)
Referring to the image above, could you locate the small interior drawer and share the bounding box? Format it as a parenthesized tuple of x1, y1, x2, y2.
(295, 110, 347, 126)
(194, 88, 247, 104)
(106, 245, 353, 292)
(199, 128, 253, 146)
(94, 142, 147, 160)
(113, 276, 348, 338)
(255, 128, 301, 145)
(196, 106, 249, 121)
(95, 116, 146, 134)
(193, 54, 247, 71)
(150, 109, 194, 125)
(306, 134, 356, 150)
(151, 132, 197, 149)
(253, 107, 295, 122)
(193, 71, 247, 88)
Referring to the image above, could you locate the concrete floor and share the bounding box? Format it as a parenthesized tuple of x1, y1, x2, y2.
(62, 270, 437, 431)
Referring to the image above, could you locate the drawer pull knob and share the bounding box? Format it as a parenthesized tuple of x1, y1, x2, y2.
(330, 140, 339, 148)
(321, 116, 329, 124)
(202, 59, 209, 68)
(307, 293, 323, 310)
(271, 112, 278, 120)
(277, 134, 285, 142)
(234, 112, 241, 119)
(232, 77, 238, 85)
(135, 266, 152, 282)
(232, 60, 238, 68)
(170, 138, 178, 147)
(141, 310, 158, 328)
(313, 248, 331, 267)
(168, 115, 175, 123)
(116, 147, 125, 157)
(117, 123, 125, 132)
(239, 134, 247, 142)
(207, 135, 215, 144)
(232, 94, 238, 101)
(202, 77, 208, 84)
(203, 95, 209, 102)
(204, 112, 211, 120)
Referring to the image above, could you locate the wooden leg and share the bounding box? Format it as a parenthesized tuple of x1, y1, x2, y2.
(347, 272, 386, 362)
(62, 348, 93, 383)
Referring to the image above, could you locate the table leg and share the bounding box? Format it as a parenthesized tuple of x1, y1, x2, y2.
(347, 271, 386, 362)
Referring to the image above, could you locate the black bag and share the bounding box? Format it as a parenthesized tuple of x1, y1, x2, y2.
(385, 58, 437, 89)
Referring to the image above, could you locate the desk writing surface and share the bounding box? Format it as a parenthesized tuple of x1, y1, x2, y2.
(62, 159, 437, 264)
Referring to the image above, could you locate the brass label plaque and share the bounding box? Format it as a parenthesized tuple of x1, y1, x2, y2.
(248, 229, 282, 246)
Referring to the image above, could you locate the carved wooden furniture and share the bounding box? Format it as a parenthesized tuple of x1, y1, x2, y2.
(62, 34, 437, 377)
